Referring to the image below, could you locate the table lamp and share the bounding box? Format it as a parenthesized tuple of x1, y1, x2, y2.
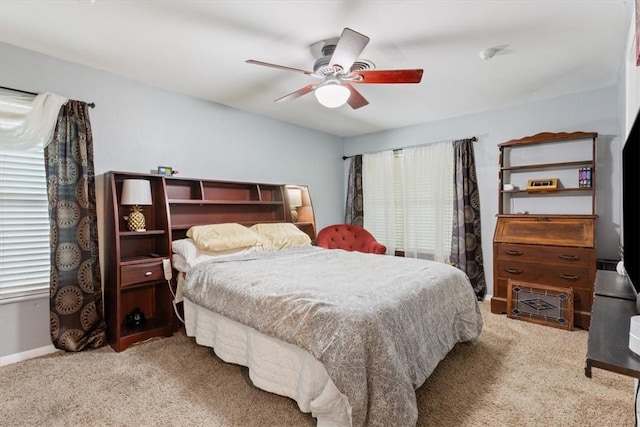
(287, 188, 302, 223)
(121, 179, 152, 231)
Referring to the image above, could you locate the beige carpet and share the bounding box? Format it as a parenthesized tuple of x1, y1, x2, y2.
(0, 302, 633, 426)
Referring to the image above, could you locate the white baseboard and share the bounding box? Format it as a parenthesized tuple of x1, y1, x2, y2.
(0, 344, 59, 366)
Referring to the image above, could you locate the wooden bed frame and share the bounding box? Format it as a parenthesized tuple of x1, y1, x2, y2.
(105, 171, 482, 425)
(104, 171, 315, 351)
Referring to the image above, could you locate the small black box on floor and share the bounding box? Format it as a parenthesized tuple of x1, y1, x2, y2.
(596, 259, 619, 271)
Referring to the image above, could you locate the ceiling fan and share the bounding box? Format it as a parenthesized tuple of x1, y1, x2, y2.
(246, 28, 423, 109)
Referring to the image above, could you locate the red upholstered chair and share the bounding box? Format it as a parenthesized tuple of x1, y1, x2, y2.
(316, 224, 387, 254)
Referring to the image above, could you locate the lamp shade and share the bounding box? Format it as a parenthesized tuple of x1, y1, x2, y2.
(287, 188, 302, 207)
(315, 81, 350, 108)
(121, 179, 152, 206)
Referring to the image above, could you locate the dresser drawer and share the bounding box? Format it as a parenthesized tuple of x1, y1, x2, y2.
(496, 260, 593, 289)
(121, 261, 164, 287)
(495, 243, 594, 267)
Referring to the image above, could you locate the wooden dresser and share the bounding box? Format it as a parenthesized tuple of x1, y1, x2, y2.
(492, 215, 596, 329)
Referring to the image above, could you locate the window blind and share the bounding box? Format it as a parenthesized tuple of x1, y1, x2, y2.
(362, 150, 396, 253)
(0, 93, 50, 301)
(0, 150, 50, 300)
(362, 142, 454, 260)
(402, 142, 454, 260)
(393, 151, 405, 250)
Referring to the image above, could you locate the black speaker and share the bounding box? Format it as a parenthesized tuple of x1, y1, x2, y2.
(124, 307, 145, 328)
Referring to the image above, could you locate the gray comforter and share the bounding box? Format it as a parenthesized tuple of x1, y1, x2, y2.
(182, 246, 482, 426)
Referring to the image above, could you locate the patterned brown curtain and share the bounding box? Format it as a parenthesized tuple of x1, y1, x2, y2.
(344, 155, 363, 226)
(45, 100, 107, 351)
(451, 139, 487, 299)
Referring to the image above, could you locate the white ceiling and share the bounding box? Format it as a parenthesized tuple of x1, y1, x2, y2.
(0, 1, 634, 137)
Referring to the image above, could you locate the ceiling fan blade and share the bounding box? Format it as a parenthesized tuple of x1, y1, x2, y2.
(345, 84, 369, 110)
(353, 69, 424, 84)
(274, 84, 317, 103)
(329, 28, 370, 72)
(246, 59, 314, 76)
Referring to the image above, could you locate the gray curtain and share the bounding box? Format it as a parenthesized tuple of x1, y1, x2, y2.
(451, 139, 487, 299)
(344, 155, 363, 226)
(45, 100, 107, 351)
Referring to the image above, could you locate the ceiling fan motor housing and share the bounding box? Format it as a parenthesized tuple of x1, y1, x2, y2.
(313, 42, 375, 75)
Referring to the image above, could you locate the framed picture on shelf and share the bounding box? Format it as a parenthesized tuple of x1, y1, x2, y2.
(157, 166, 173, 176)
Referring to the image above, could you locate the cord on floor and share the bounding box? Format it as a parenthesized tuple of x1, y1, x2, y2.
(166, 279, 185, 324)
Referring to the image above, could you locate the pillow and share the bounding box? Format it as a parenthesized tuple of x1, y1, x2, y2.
(186, 223, 263, 252)
(172, 238, 200, 262)
(250, 222, 312, 251)
(171, 253, 190, 273)
(172, 238, 261, 271)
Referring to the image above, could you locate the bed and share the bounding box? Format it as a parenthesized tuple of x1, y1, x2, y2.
(172, 222, 483, 427)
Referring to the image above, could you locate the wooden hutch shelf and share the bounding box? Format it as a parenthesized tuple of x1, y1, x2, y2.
(492, 132, 598, 330)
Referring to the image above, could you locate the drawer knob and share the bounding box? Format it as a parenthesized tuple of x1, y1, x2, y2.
(505, 250, 523, 256)
(505, 268, 523, 274)
(145, 271, 152, 276)
(559, 274, 579, 281)
(559, 254, 579, 261)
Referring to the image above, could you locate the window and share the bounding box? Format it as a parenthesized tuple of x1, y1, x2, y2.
(363, 142, 454, 262)
(0, 92, 50, 302)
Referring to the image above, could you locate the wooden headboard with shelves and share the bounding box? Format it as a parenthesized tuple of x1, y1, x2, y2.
(104, 171, 316, 351)
(105, 171, 316, 262)
(165, 177, 292, 240)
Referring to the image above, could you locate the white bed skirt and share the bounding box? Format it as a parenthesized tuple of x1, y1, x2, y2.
(183, 297, 352, 426)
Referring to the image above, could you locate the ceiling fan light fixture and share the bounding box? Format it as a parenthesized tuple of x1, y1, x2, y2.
(315, 81, 350, 108)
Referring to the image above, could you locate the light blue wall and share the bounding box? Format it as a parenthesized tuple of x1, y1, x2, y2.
(0, 42, 345, 358)
(0, 41, 625, 359)
(344, 86, 623, 297)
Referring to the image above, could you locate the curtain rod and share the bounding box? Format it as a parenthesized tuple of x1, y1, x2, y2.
(0, 85, 95, 109)
(342, 136, 477, 160)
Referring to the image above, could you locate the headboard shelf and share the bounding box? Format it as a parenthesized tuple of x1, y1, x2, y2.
(168, 199, 284, 206)
(119, 230, 166, 236)
(171, 219, 288, 229)
(165, 176, 285, 203)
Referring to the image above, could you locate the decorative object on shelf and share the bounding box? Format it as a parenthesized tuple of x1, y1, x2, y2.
(507, 279, 574, 331)
(121, 179, 152, 231)
(157, 166, 174, 176)
(287, 188, 302, 222)
(578, 167, 592, 188)
(503, 183, 515, 191)
(123, 307, 146, 328)
(526, 178, 558, 192)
